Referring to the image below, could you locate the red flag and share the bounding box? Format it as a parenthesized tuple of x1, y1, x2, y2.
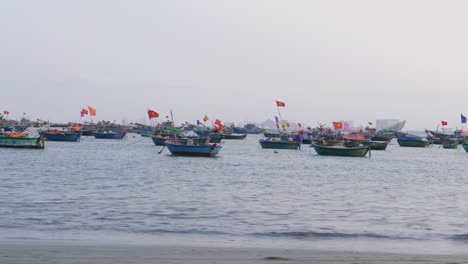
(368, 122, 373, 125)
(298, 123, 302, 128)
(276, 100, 286, 107)
(88, 106, 96, 116)
(203, 115, 209, 122)
(147, 109, 159, 119)
(441, 121, 448, 126)
(3, 111, 9, 115)
(217, 124, 224, 132)
(332, 122, 343, 130)
(214, 119, 222, 125)
(276, 123, 280, 128)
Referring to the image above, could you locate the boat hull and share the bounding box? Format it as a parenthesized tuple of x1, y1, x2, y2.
(442, 142, 458, 149)
(312, 144, 369, 157)
(165, 142, 222, 157)
(366, 141, 389, 150)
(40, 132, 81, 142)
(93, 132, 126, 139)
(0, 137, 45, 149)
(259, 140, 300, 149)
(463, 144, 468, 153)
(223, 134, 247, 140)
(151, 136, 169, 146)
(397, 139, 431, 148)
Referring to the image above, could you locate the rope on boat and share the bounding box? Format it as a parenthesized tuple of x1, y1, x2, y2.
(122, 136, 149, 147)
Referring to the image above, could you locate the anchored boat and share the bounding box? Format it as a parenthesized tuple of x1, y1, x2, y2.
(0, 136, 45, 149)
(259, 138, 300, 150)
(93, 131, 127, 139)
(312, 143, 370, 157)
(165, 140, 222, 157)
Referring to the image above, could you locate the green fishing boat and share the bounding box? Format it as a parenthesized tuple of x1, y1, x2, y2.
(312, 144, 370, 157)
(397, 139, 431, 147)
(0, 137, 45, 149)
(463, 144, 468, 153)
(259, 139, 300, 149)
(441, 140, 458, 149)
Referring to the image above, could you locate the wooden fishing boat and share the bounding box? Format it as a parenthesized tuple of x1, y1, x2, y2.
(165, 140, 222, 157)
(364, 141, 389, 150)
(0, 136, 45, 149)
(151, 135, 170, 146)
(397, 139, 431, 147)
(312, 143, 369, 157)
(222, 133, 247, 140)
(370, 134, 392, 142)
(462, 144, 468, 153)
(259, 139, 300, 149)
(93, 131, 126, 139)
(441, 140, 458, 149)
(39, 131, 81, 142)
(397, 134, 431, 148)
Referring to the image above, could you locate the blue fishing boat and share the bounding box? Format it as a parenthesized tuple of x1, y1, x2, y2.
(397, 134, 431, 147)
(93, 131, 126, 139)
(151, 135, 170, 146)
(165, 140, 222, 157)
(40, 131, 81, 142)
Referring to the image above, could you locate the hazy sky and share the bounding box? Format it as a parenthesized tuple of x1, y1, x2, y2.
(1, 1, 468, 130)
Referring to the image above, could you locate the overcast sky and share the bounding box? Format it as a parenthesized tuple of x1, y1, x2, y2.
(1, 1, 468, 130)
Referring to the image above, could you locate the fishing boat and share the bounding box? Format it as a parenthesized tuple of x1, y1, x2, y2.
(93, 131, 126, 139)
(441, 139, 458, 149)
(151, 135, 170, 146)
(397, 133, 431, 148)
(222, 133, 247, 140)
(312, 143, 370, 157)
(365, 141, 389, 150)
(462, 143, 468, 153)
(40, 131, 81, 142)
(259, 138, 300, 150)
(165, 140, 222, 157)
(0, 136, 45, 149)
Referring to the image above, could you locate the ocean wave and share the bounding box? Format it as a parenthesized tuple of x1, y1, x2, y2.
(251, 231, 412, 240)
(450, 234, 468, 242)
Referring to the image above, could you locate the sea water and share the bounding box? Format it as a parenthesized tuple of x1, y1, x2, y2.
(1, 134, 468, 254)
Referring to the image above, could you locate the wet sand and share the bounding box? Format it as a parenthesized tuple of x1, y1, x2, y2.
(1, 243, 468, 264)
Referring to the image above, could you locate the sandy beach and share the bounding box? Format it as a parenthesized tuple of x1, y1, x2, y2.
(1, 243, 468, 264)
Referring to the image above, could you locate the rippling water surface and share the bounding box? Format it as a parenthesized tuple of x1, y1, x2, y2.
(1, 134, 468, 254)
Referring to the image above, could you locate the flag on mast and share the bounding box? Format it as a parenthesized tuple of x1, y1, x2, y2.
(461, 114, 467, 124)
(88, 106, 97, 116)
(441, 121, 448, 126)
(80, 109, 88, 117)
(147, 109, 159, 119)
(276, 100, 286, 107)
(333, 122, 343, 130)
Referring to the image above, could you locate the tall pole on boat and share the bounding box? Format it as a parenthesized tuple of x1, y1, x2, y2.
(276, 102, 285, 133)
(170, 109, 178, 144)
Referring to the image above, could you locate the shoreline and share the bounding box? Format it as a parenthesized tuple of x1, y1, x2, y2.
(1, 243, 468, 264)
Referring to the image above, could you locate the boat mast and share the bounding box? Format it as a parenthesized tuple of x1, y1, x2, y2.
(170, 109, 178, 144)
(276, 101, 285, 133)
